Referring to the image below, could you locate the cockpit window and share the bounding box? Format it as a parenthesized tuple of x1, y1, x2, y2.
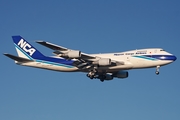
(160, 49, 165, 51)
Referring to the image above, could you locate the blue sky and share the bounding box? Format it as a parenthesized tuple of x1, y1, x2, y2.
(0, 0, 180, 120)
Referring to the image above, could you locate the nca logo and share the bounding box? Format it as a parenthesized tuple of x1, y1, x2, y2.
(18, 39, 36, 56)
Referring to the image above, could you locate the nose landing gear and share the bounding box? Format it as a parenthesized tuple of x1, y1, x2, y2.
(155, 66, 160, 75)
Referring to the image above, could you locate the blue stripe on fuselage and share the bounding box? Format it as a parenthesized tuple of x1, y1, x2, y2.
(133, 55, 157, 61)
(36, 56, 74, 68)
(133, 55, 176, 61)
(144, 55, 177, 61)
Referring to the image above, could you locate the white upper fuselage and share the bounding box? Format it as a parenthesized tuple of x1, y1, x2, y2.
(93, 48, 174, 68)
(19, 48, 176, 72)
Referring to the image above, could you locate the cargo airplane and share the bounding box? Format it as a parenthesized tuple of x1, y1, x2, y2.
(4, 36, 177, 82)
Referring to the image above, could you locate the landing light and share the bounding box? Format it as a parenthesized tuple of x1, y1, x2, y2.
(160, 56, 166, 59)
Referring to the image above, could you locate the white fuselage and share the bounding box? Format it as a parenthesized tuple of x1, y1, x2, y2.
(17, 48, 176, 73)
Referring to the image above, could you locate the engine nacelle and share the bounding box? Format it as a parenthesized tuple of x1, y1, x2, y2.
(114, 71, 128, 78)
(104, 74, 113, 80)
(98, 74, 113, 80)
(93, 58, 111, 66)
(62, 50, 81, 58)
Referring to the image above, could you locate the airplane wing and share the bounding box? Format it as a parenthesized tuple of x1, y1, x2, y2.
(36, 41, 124, 70)
(36, 41, 68, 51)
(36, 41, 96, 59)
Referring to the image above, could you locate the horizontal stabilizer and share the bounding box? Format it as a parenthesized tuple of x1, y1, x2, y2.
(4, 53, 33, 62)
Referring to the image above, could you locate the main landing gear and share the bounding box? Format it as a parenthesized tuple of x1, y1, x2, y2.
(86, 70, 106, 82)
(86, 70, 97, 79)
(155, 66, 160, 75)
(98, 75, 106, 82)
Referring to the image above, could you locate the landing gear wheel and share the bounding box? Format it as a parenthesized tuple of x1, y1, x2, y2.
(99, 75, 105, 82)
(90, 76, 94, 79)
(100, 79, 104, 82)
(86, 74, 89, 77)
(155, 66, 160, 75)
(87, 73, 94, 79)
(155, 71, 159, 75)
(87, 70, 97, 80)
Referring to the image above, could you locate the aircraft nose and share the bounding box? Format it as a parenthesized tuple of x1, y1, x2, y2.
(172, 55, 177, 61)
(159, 55, 177, 61)
(168, 55, 177, 61)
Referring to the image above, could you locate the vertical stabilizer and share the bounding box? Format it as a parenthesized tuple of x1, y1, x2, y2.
(12, 36, 45, 60)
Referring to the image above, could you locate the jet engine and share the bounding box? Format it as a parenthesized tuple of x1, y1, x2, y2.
(98, 74, 113, 80)
(104, 74, 113, 80)
(114, 71, 128, 78)
(61, 50, 81, 58)
(93, 58, 111, 66)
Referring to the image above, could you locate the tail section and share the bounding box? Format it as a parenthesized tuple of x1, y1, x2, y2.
(12, 36, 45, 60)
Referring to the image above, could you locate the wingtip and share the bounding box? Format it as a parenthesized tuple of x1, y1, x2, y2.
(3, 53, 8, 56)
(36, 41, 46, 43)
